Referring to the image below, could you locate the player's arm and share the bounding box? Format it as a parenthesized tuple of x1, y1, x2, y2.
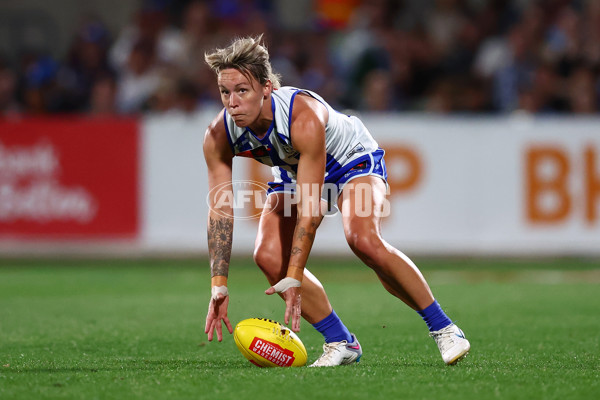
(265, 95, 327, 332)
(286, 95, 327, 281)
(203, 110, 235, 342)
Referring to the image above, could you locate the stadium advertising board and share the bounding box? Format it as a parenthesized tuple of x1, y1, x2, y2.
(2, 114, 598, 256)
(361, 116, 600, 255)
(0, 118, 139, 240)
(142, 114, 600, 256)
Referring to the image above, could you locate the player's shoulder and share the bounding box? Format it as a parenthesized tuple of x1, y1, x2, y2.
(274, 86, 318, 106)
(205, 108, 227, 138)
(273, 86, 298, 96)
(203, 108, 231, 154)
(289, 90, 328, 125)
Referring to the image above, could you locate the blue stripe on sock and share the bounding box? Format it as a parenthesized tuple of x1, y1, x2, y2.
(417, 300, 453, 332)
(312, 310, 352, 343)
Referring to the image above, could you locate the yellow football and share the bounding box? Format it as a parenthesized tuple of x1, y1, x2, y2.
(233, 318, 308, 367)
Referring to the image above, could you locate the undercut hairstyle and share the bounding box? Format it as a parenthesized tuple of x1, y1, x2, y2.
(204, 34, 281, 89)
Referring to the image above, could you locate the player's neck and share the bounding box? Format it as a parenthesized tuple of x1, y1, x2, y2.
(249, 98, 273, 138)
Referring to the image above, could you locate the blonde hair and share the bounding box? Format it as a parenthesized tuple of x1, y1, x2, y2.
(204, 35, 281, 89)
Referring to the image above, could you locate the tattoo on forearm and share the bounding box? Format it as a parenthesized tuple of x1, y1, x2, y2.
(296, 227, 315, 242)
(208, 217, 233, 278)
(291, 247, 303, 256)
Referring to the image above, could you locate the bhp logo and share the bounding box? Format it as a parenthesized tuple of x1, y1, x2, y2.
(526, 145, 600, 224)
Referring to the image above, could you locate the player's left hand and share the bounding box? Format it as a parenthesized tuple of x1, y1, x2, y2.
(265, 277, 302, 332)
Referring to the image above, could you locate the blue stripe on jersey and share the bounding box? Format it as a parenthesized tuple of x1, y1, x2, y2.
(232, 134, 252, 152)
(288, 89, 301, 138)
(276, 132, 291, 146)
(265, 145, 289, 167)
(288, 88, 329, 140)
(279, 168, 293, 183)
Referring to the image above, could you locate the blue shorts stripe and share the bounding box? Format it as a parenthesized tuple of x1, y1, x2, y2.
(267, 149, 388, 202)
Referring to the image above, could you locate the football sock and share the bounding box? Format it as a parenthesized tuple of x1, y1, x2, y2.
(417, 300, 453, 332)
(312, 310, 353, 343)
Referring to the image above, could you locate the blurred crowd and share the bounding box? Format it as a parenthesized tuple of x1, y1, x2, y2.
(1, 0, 599, 116)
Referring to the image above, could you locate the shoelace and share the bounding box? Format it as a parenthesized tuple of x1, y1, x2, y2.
(313, 341, 346, 366)
(430, 329, 456, 353)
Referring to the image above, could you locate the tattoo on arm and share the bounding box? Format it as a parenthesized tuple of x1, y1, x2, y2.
(207, 217, 233, 278)
(291, 216, 321, 258)
(295, 227, 315, 242)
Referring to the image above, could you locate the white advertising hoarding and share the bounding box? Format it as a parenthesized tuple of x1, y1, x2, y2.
(143, 113, 600, 256)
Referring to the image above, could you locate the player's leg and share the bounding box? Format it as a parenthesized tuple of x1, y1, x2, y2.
(338, 175, 470, 364)
(338, 175, 434, 310)
(254, 192, 331, 324)
(254, 192, 361, 366)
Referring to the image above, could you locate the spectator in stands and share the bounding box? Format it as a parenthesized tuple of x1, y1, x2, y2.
(175, 0, 218, 74)
(147, 68, 200, 114)
(297, 32, 345, 108)
(474, 22, 537, 112)
(109, 0, 185, 74)
(334, 0, 395, 109)
(581, 0, 600, 68)
(20, 53, 61, 114)
(516, 63, 563, 114)
(58, 17, 114, 112)
(148, 73, 178, 113)
(543, 5, 581, 68)
(88, 74, 118, 116)
(157, 0, 225, 112)
(425, 79, 454, 113)
(115, 38, 161, 113)
(423, 0, 469, 64)
(567, 66, 597, 113)
(174, 78, 201, 113)
(0, 57, 21, 115)
(3, 0, 600, 115)
(360, 69, 397, 111)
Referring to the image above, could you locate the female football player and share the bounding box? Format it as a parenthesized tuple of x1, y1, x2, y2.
(203, 35, 470, 366)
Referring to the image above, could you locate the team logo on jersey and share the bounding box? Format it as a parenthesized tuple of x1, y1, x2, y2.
(346, 142, 365, 158)
(279, 143, 295, 155)
(238, 136, 250, 147)
(238, 146, 270, 158)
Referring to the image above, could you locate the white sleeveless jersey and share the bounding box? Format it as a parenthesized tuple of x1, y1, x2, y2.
(223, 86, 379, 184)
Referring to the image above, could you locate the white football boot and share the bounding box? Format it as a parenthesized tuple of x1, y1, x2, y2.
(309, 334, 362, 367)
(430, 323, 470, 365)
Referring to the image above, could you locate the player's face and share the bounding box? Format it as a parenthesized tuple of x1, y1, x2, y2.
(217, 68, 269, 127)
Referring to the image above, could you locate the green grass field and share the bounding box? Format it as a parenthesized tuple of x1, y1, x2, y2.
(1, 257, 599, 399)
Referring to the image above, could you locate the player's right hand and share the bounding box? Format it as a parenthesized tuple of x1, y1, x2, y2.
(265, 277, 302, 332)
(204, 288, 233, 342)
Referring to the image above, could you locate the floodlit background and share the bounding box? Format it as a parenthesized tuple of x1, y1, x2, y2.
(1, 0, 599, 256)
(2, 0, 600, 114)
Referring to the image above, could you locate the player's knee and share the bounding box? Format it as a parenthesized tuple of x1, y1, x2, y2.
(345, 230, 386, 266)
(252, 244, 272, 271)
(253, 243, 284, 282)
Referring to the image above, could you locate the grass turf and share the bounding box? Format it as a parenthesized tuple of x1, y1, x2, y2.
(0, 257, 599, 399)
